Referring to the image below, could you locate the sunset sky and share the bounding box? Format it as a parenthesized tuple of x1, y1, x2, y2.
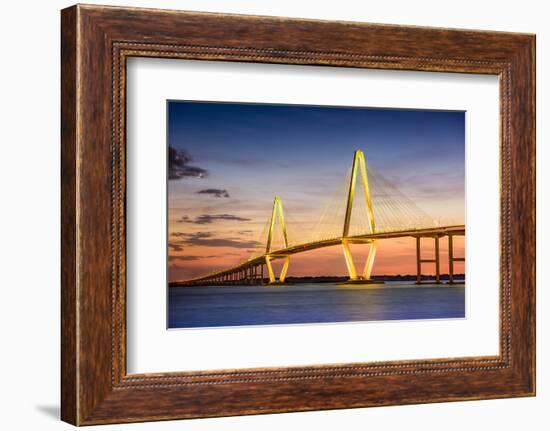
(167, 101, 465, 282)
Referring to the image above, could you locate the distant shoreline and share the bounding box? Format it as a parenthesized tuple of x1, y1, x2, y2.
(169, 274, 465, 288)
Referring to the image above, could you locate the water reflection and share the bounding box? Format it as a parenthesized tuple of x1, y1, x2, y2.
(168, 281, 465, 329)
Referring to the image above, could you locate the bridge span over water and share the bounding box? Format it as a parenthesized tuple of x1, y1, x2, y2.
(172, 150, 465, 287)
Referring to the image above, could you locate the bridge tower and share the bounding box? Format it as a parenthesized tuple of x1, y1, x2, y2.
(265, 196, 291, 284)
(341, 150, 378, 282)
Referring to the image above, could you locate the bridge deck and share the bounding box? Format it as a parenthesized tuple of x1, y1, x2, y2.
(172, 225, 465, 285)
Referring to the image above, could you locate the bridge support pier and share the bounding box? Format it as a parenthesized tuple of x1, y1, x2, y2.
(260, 264, 264, 285)
(415, 236, 441, 284)
(265, 255, 290, 284)
(342, 239, 377, 282)
(447, 234, 465, 284)
(448, 235, 453, 283)
(435, 236, 440, 283)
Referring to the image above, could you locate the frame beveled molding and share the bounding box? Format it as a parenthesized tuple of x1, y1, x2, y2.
(61, 4, 535, 425)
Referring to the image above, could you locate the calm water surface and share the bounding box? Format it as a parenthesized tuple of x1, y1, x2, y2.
(168, 282, 465, 329)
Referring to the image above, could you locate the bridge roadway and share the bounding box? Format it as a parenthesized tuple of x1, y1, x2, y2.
(172, 224, 465, 286)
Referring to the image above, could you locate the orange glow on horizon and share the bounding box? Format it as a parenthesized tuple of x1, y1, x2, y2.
(169, 236, 465, 281)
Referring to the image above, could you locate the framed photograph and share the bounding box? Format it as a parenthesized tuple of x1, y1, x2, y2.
(61, 4, 535, 425)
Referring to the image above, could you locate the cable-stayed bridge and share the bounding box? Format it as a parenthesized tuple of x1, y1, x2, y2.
(173, 150, 465, 286)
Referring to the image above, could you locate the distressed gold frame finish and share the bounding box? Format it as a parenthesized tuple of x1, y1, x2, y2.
(61, 4, 535, 425)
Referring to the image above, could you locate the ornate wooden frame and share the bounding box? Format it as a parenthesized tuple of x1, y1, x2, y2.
(61, 4, 535, 425)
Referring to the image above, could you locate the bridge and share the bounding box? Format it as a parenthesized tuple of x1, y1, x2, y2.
(172, 150, 465, 287)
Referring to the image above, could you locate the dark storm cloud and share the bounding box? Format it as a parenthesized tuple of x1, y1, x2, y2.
(168, 146, 208, 180)
(178, 214, 251, 224)
(197, 188, 230, 198)
(174, 231, 260, 249)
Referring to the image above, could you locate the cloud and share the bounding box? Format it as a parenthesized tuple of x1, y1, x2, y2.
(197, 188, 230, 198)
(169, 255, 200, 261)
(169, 252, 241, 262)
(178, 214, 251, 224)
(171, 232, 188, 238)
(168, 146, 208, 180)
(174, 231, 261, 249)
(168, 242, 184, 252)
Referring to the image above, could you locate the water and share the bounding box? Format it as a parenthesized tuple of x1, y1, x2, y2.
(168, 281, 465, 329)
